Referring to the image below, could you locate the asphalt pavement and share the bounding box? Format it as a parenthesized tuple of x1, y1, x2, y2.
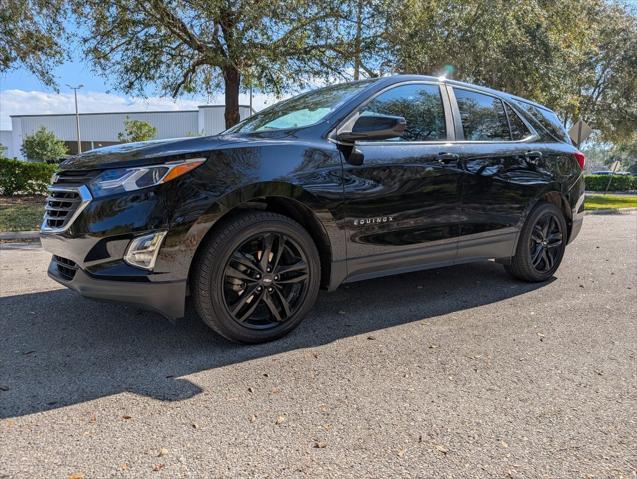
(0, 212, 635, 478)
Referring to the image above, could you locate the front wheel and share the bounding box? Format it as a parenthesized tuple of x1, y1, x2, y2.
(192, 211, 321, 344)
(505, 202, 567, 282)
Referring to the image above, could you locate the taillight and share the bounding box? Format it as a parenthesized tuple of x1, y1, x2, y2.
(574, 151, 586, 170)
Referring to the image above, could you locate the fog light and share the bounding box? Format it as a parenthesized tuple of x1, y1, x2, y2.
(124, 231, 167, 270)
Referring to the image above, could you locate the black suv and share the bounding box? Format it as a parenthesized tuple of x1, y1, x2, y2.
(41, 75, 585, 343)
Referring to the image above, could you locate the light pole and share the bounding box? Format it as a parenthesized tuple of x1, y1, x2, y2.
(66, 84, 83, 154)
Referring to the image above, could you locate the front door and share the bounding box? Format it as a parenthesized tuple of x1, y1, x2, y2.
(340, 82, 463, 281)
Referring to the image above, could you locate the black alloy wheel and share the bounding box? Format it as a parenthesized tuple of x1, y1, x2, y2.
(505, 202, 567, 282)
(192, 211, 320, 343)
(528, 212, 563, 273)
(223, 232, 310, 329)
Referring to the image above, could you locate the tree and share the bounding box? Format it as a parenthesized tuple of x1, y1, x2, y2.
(73, 0, 386, 129)
(610, 136, 637, 174)
(567, 2, 637, 145)
(117, 117, 157, 143)
(384, 0, 636, 145)
(20, 127, 68, 162)
(0, 0, 68, 88)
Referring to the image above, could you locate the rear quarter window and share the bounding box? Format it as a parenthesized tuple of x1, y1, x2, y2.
(514, 100, 571, 144)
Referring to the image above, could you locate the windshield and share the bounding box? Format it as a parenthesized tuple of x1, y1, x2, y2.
(226, 80, 374, 134)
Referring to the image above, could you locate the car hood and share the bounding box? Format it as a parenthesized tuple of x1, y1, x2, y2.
(59, 135, 261, 170)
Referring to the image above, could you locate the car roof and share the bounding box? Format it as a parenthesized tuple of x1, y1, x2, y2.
(374, 74, 555, 114)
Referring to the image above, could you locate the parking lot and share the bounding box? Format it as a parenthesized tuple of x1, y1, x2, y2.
(1, 212, 635, 478)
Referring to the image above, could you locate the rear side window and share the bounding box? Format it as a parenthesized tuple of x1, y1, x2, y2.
(360, 83, 446, 141)
(453, 88, 510, 141)
(513, 100, 570, 143)
(504, 103, 531, 140)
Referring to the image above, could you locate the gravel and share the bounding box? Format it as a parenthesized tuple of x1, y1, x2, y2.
(0, 212, 635, 478)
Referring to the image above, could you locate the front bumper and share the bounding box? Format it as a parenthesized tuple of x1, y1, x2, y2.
(47, 256, 186, 319)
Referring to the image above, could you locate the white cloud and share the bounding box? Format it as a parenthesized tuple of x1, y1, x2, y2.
(0, 89, 283, 130)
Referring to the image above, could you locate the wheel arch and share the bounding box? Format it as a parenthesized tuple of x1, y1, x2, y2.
(511, 187, 573, 256)
(187, 182, 335, 290)
(540, 190, 573, 239)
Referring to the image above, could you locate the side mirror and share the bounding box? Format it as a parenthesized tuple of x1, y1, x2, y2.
(336, 114, 406, 142)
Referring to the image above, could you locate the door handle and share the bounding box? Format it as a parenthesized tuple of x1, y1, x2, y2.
(524, 150, 543, 159)
(437, 152, 459, 164)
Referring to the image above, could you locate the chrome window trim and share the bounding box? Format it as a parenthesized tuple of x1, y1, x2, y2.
(40, 185, 92, 234)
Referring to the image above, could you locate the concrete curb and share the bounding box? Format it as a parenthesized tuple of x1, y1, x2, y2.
(0, 231, 40, 241)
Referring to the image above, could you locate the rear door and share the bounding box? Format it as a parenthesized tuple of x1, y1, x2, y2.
(446, 86, 547, 260)
(340, 82, 463, 281)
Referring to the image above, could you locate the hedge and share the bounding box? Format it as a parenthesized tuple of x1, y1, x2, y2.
(584, 174, 637, 192)
(0, 157, 58, 196)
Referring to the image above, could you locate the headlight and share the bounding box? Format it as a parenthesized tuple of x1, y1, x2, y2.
(90, 158, 206, 197)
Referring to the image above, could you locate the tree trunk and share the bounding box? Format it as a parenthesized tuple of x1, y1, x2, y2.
(223, 66, 241, 128)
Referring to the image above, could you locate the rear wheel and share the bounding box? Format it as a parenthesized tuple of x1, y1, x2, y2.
(505, 202, 567, 282)
(192, 211, 320, 343)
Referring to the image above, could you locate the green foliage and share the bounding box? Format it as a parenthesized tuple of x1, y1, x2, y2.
(117, 117, 157, 143)
(12, 0, 634, 143)
(20, 127, 68, 162)
(385, 0, 637, 145)
(0, 0, 68, 87)
(584, 174, 637, 192)
(610, 137, 637, 174)
(72, 0, 389, 128)
(0, 157, 58, 196)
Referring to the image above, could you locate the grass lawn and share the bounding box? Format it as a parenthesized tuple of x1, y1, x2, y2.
(585, 193, 637, 210)
(0, 196, 45, 232)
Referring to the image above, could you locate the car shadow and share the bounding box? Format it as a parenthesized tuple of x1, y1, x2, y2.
(0, 261, 552, 418)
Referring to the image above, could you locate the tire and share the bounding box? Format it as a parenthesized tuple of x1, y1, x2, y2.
(505, 201, 568, 282)
(192, 211, 321, 343)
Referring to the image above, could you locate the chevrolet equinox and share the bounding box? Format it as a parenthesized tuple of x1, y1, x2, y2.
(41, 75, 585, 343)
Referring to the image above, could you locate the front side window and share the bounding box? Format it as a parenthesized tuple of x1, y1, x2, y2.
(358, 83, 447, 141)
(226, 80, 373, 133)
(454, 88, 510, 141)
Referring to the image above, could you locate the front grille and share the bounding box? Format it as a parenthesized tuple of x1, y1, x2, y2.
(52, 255, 78, 281)
(41, 185, 92, 233)
(44, 190, 83, 230)
(41, 170, 95, 233)
(53, 169, 99, 186)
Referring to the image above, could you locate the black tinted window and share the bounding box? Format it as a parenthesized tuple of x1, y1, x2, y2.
(454, 88, 510, 141)
(513, 100, 570, 143)
(360, 84, 446, 141)
(505, 103, 531, 140)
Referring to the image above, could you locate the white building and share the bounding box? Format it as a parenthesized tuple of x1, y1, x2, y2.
(1, 105, 253, 159)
